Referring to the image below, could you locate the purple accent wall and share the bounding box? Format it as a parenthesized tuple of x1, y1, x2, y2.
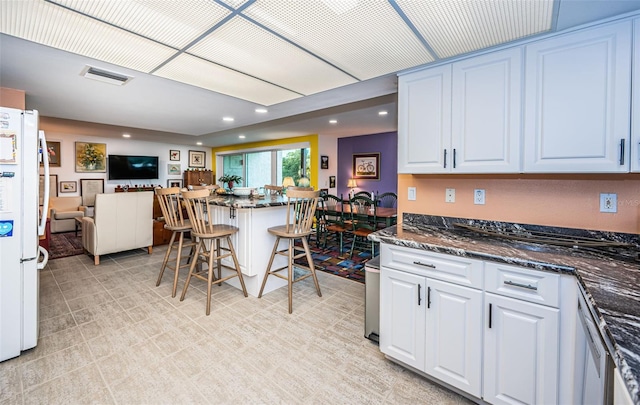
(337, 131, 398, 199)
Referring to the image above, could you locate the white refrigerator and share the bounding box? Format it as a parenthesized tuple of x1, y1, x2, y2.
(0, 107, 50, 362)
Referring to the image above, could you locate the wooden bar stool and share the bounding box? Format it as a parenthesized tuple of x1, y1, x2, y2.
(258, 189, 321, 313)
(154, 187, 195, 298)
(180, 189, 247, 315)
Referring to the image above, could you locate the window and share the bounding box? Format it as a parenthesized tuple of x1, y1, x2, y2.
(219, 147, 310, 188)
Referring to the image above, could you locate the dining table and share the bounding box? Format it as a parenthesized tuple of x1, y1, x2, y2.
(316, 203, 398, 227)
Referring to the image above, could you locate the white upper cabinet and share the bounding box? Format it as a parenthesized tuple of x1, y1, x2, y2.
(632, 18, 640, 172)
(398, 65, 451, 173)
(523, 21, 632, 173)
(451, 48, 523, 173)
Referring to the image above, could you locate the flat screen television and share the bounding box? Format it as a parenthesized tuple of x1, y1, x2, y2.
(108, 155, 159, 180)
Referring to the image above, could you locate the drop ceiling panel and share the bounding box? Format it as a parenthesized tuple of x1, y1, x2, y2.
(189, 17, 357, 96)
(0, 0, 175, 72)
(397, 0, 554, 59)
(154, 53, 301, 106)
(243, 0, 434, 80)
(50, 0, 231, 49)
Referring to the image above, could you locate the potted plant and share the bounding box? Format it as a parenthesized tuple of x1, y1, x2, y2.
(218, 174, 242, 189)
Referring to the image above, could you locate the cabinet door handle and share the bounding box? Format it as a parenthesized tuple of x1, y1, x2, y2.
(443, 149, 447, 168)
(504, 280, 537, 290)
(427, 286, 431, 308)
(489, 303, 493, 328)
(413, 261, 436, 268)
(453, 148, 457, 169)
(418, 284, 422, 306)
(619, 138, 625, 165)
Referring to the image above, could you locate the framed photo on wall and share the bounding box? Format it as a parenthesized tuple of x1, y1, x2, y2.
(168, 163, 181, 175)
(60, 181, 77, 193)
(167, 179, 182, 188)
(169, 150, 180, 161)
(75, 142, 106, 173)
(329, 176, 336, 188)
(43, 141, 61, 167)
(353, 153, 380, 180)
(320, 155, 329, 169)
(188, 150, 205, 168)
(39, 174, 57, 205)
(80, 178, 104, 206)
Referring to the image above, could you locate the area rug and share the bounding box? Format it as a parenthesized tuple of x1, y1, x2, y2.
(49, 231, 83, 260)
(295, 236, 372, 283)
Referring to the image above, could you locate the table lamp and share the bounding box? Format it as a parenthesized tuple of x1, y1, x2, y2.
(282, 176, 295, 193)
(347, 178, 358, 198)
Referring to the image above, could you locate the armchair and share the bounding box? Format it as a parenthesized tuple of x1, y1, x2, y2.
(48, 196, 87, 233)
(81, 191, 153, 265)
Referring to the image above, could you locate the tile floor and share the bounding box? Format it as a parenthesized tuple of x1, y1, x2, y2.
(1, 247, 473, 404)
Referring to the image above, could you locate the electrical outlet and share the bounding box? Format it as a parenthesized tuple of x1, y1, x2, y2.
(474, 189, 485, 205)
(445, 188, 455, 203)
(408, 187, 416, 201)
(600, 193, 617, 213)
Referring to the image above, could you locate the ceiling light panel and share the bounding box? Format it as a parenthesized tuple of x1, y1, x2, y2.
(243, 0, 434, 80)
(50, 0, 231, 49)
(188, 17, 356, 96)
(0, 0, 175, 72)
(154, 53, 300, 106)
(396, 0, 554, 58)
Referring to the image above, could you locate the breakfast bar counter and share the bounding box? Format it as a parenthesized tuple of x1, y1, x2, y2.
(370, 214, 640, 404)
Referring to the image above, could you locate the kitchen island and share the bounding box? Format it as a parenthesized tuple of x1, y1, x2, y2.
(202, 193, 292, 297)
(370, 214, 640, 404)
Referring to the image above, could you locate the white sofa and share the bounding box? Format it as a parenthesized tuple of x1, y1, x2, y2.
(81, 191, 153, 265)
(49, 196, 88, 233)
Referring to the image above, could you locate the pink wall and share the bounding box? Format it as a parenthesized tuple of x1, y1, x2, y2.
(398, 174, 640, 234)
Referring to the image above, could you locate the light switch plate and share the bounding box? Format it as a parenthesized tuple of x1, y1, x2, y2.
(408, 187, 416, 201)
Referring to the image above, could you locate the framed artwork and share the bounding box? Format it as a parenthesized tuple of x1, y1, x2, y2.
(353, 153, 380, 180)
(320, 155, 329, 169)
(329, 175, 336, 188)
(42, 141, 61, 167)
(167, 179, 182, 188)
(169, 150, 180, 161)
(60, 181, 77, 193)
(80, 178, 104, 206)
(168, 163, 181, 175)
(39, 174, 58, 205)
(188, 150, 205, 168)
(75, 142, 106, 173)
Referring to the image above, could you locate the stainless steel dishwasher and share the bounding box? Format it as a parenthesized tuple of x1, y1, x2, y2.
(364, 255, 380, 342)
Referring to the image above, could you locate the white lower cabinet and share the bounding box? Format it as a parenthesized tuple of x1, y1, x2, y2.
(483, 293, 559, 405)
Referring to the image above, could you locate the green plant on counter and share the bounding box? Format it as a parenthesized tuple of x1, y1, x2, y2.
(218, 174, 242, 189)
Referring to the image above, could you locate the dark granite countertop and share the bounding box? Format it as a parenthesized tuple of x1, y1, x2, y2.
(206, 194, 288, 208)
(370, 214, 640, 404)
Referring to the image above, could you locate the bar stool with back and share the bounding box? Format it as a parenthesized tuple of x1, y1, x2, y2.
(180, 189, 248, 315)
(154, 187, 196, 298)
(258, 189, 322, 313)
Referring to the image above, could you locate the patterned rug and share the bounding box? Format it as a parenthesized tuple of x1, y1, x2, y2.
(49, 231, 83, 260)
(296, 236, 373, 283)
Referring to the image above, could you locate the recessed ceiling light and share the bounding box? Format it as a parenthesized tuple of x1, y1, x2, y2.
(239, 135, 246, 139)
(329, 119, 338, 124)
(223, 117, 234, 122)
(255, 108, 268, 113)
(378, 110, 388, 116)
(122, 133, 131, 138)
(196, 142, 203, 146)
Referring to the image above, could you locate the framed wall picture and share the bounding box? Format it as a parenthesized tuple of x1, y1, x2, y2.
(353, 153, 380, 180)
(329, 175, 336, 188)
(167, 179, 182, 188)
(80, 178, 104, 206)
(75, 142, 106, 173)
(168, 163, 181, 175)
(42, 141, 61, 167)
(188, 150, 205, 168)
(39, 174, 57, 205)
(169, 149, 180, 161)
(60, 181, 77, 193)
(320, 155, 329, 169)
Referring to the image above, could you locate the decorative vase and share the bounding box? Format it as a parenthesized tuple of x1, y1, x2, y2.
(227, 181, 234, 189)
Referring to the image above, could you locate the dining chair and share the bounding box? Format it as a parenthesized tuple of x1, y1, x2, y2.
(258, 189, 322, 314)
(154, 187, 196, 297)
(347, 195, 378, 258)
(354, 191, 372, 198)
(317, 194, 349, 253)
(264, 184, 284, 196)
(376, 192, 397, 208)
(180, 189, 247, 315)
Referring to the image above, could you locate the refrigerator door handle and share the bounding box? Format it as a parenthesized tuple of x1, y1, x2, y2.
(38, 130, 49, 237)
(37, 246, 48, 269)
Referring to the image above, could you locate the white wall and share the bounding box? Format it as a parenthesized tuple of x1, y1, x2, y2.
(42, 130, 210, 196)
(317, 133, 340, 193)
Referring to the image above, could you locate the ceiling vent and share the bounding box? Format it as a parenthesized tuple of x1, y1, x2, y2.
(80, 66, 133, 86)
